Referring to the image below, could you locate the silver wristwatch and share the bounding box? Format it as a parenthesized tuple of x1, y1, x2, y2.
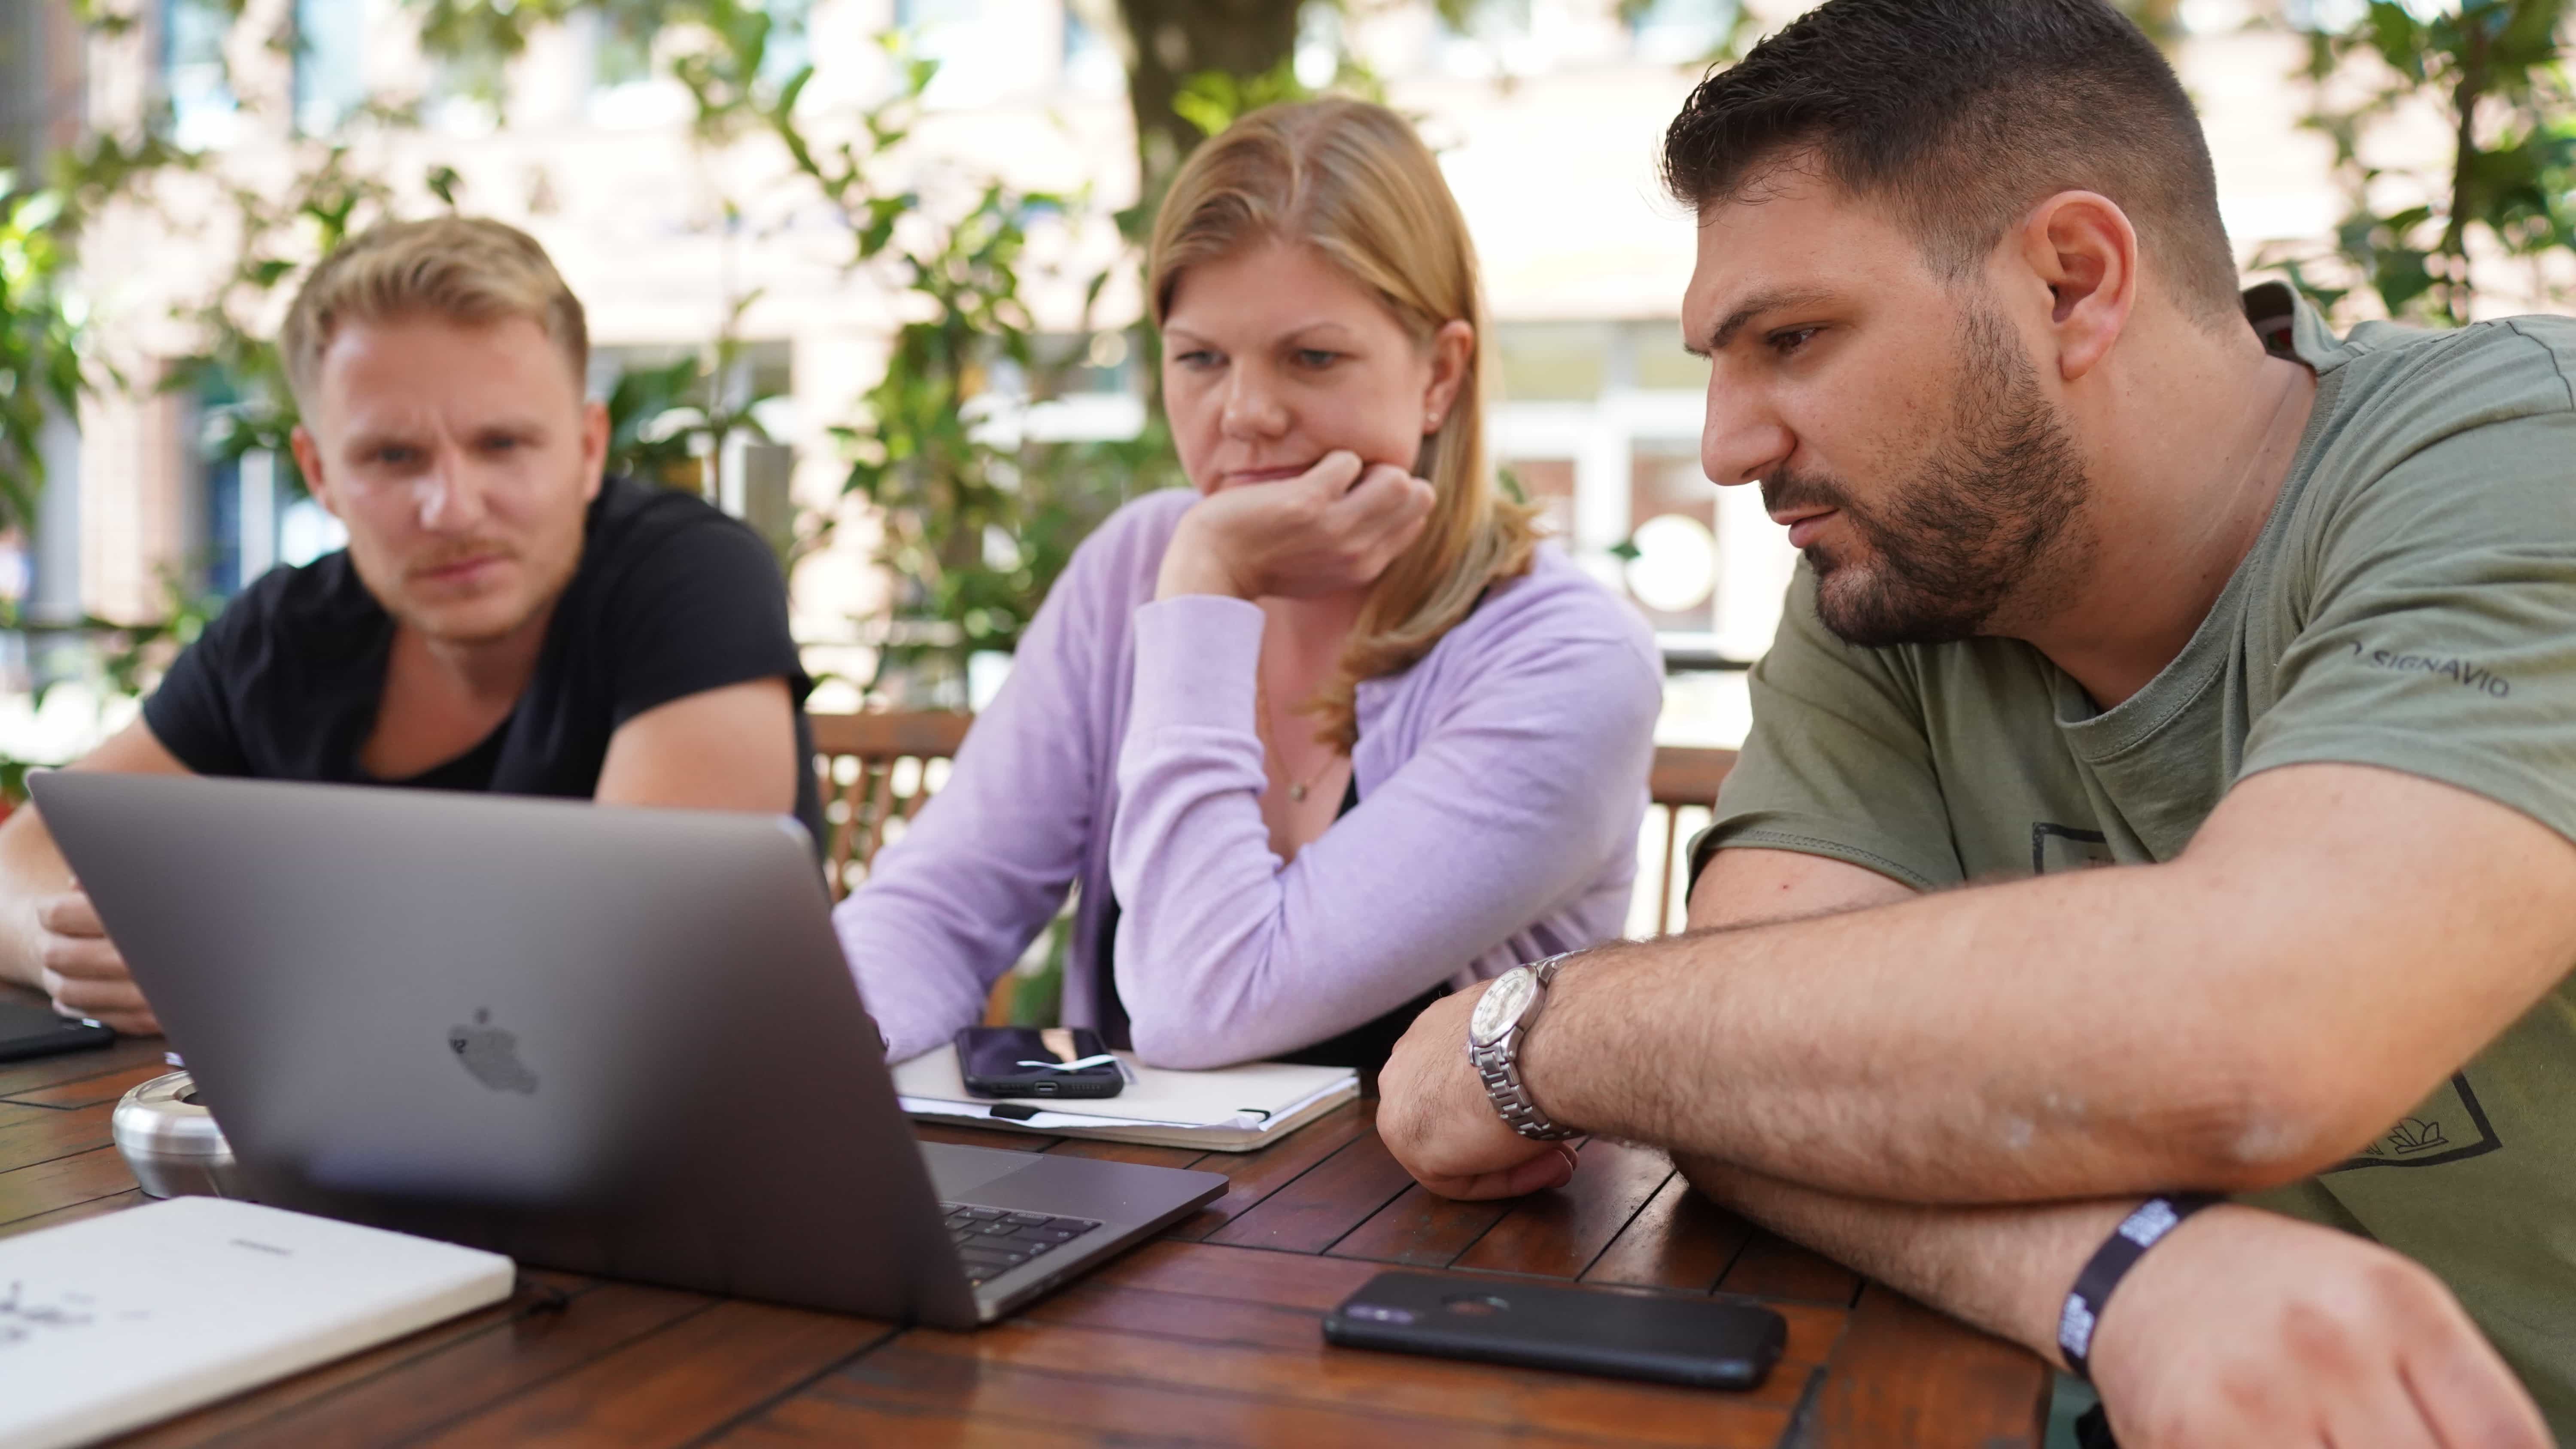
(1467, 952, 1580, 1141)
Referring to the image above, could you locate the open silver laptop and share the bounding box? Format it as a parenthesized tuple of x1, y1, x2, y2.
(31, 771, 1224, 1329)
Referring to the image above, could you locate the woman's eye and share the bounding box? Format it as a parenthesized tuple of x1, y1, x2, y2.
(1173, 349, 1220, 370)
(1766, 327, 1821, 357)
(1291, 349, 1339, 369)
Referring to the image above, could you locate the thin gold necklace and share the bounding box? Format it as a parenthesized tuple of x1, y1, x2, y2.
(1254, 677, 1344, 803)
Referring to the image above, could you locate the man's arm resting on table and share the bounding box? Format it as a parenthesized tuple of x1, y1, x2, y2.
(1430, 763, 2576, 1201)
(1644, 849, 2538, 1446)
(1682, 1156, 2548, 1449)
(0, 721, 193, 1030)
(594, 677, 799, 814)
(1383, 835, 2552, 1446)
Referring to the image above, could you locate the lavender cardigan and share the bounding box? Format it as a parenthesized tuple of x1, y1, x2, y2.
(833, 489, 1662, 1068)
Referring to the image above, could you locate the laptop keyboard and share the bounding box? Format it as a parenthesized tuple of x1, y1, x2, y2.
(940, 1203, 1104, 1285)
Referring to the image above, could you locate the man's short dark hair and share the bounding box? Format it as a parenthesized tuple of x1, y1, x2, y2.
(1662, 0, 2241, 325)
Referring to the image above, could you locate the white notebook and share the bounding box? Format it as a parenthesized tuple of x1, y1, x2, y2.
(0, 1197, 516, 1449)
(894, 1043, 1358, 1151)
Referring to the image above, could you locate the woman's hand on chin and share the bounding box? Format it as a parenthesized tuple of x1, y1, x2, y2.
(1157, 449, 1436, 602)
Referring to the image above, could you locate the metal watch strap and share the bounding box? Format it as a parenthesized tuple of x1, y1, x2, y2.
(1470, 954, 1580, 1141)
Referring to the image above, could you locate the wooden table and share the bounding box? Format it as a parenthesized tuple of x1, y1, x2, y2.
(1, 1032, 2048, 1447)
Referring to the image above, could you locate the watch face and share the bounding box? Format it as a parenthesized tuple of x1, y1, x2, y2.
(1471, 968, 1537, 1046)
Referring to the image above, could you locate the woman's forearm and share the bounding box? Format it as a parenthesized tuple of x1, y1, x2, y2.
(1110, 597, 1660, 1066)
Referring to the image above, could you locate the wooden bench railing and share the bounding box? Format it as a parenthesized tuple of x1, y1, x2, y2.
(811, 709, 973, 901)
(1646, 744, 1736, 933)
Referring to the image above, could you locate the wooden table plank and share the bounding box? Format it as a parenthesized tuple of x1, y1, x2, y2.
(128, 1281, 725, 1449)
(0, 1098, 114, 1173)
(718, 1392, 1115, 1449)
(3, 1059, 169, 1110)
(756, 1340, 1649, 1449)
(1041, 1137, 1210, 1170)
(111, 1273, 629, 1449)
(1161, 1101, 1377, 1241)
(1317, 1180, 1513, 1267)
(0, 1143, 136, 1226)
(913, 1120, 1062, 1152)
(0, 1031, 168, 1097)
(1030, 1242, 1854, 1366)
(1086, 1239, 1385, 1310)
(831, 1239, 1829, 1446)
(854, 1305, 1803, 1447)
(1719, 1228, 1864, 1307)
(407, 1298, 895, 1447)
(0, 1185, 142, 1241)
(1581, 1171, 1756, 1293)
(1810, 1283, 2049, 1449)
(1448, 1138, 1673, 1279)
(1203, 1122, 1416, 1254)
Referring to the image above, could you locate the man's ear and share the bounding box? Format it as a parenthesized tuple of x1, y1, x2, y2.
(579, 398, 609, 501)
(1422, 319, 1475, 435)
(288, 426, 337, 518)
(2014, 191, 2137, 384)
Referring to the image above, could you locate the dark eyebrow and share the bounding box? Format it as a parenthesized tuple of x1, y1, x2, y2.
(1689, 287, 1839, 356)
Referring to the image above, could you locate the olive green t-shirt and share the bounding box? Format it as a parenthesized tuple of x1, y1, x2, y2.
(1703, 283, 2576, 1431)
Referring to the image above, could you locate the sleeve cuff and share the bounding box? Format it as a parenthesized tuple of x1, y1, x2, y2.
(1127, 595, 1264, 737)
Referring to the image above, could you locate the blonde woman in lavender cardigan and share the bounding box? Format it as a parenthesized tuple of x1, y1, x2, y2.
(834, 99, 1661, 1071)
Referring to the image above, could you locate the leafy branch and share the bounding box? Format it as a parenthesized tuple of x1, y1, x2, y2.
(2266, 0, 2574, 324)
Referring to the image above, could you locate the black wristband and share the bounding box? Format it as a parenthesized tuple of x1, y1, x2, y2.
(2057, 1194, 2221, 1381)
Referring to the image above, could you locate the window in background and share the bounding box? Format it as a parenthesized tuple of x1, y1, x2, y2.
(160, 0, 238, 150)
(1435, 0, 1541, 81)
(1628, 0, 1736, 65)
(984, 331, 1148, 444)
(293, 0, 369, 137)
(1061, 5, 1122, 95)
(1495, 321, 1609, 402)
(1501, 456, 1577, 543)
(583, 4, 686, 127)
(1625, 443, 1719, 635)
(591, 341, 796, 547)
(1628, 320, 1709, 394)
(425, 48, 504, 135)
(897, 0, 1033, 108)
(2277, 0, 2366, 31)
(1294, 3, 1346, 90)
(767, 1, 813, 85)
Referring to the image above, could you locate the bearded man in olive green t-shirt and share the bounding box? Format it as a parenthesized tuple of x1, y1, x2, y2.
(1373, 3, 2574, 1447)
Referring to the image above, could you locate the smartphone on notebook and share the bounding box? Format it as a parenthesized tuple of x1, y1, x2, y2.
(956, 1026, 1124, 1099)
(1323, 1271, 1787, 1390)
(0, 994, 115, 1064)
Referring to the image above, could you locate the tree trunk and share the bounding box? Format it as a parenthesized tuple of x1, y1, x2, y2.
(1109, 0, 1301, 229)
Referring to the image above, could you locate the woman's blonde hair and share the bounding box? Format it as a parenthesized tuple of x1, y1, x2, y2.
(1148, 98, 1542, 752)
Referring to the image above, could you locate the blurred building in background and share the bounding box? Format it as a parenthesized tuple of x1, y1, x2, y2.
(12, 0, 2371, 746)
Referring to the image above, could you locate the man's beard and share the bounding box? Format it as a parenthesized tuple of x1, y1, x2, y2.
(1766, 303, 2091, 648)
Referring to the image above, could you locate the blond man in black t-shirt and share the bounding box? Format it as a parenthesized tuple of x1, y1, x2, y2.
(0, 217, 815, 1035)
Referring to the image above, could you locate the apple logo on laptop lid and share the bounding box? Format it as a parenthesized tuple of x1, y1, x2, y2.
(447, 1009, 540, 1095)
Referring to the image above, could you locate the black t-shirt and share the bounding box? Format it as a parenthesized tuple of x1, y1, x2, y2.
(143, 476, 823, 843)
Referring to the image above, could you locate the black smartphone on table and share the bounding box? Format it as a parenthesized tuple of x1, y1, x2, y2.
(0, 993, 115, 1064)
(955, 1025, 1124, 1099)
(1323, 1270, 1787, 1390)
